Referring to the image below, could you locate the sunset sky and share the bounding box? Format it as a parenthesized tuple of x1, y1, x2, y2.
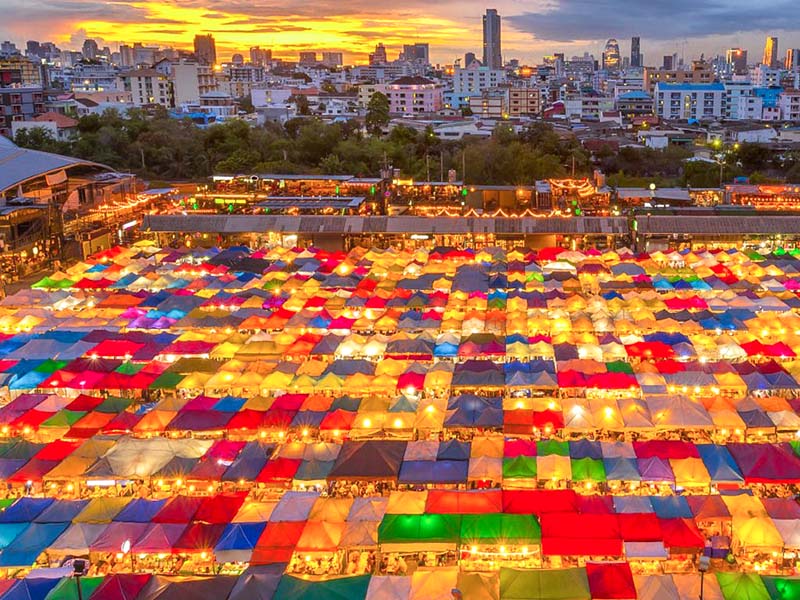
(2, 0, 799, 65)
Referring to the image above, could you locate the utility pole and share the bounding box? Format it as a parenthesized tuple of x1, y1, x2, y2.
(440, 152, 444, 182)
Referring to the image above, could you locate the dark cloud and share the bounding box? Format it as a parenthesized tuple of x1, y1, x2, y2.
(507, 0, 798, 42)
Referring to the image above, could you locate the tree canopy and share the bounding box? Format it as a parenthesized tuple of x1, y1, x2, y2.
(10, 109, 796, 186)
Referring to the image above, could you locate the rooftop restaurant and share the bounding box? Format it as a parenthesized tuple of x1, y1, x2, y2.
(0, 242, 797, 596)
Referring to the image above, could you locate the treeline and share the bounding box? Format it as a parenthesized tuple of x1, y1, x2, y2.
(12, 107, 800, 186)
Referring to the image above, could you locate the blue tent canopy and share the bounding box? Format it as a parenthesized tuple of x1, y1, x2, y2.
(113, 499, 168, 523)
(35, 500, 89, 523)
(0, 498, 54, 523)
(0, 522, 70, 566)
(650, 496, 693, 519)
(398, 460, 468, 484)
(696, 444, 744, 483)
(603, 457, 641, 481)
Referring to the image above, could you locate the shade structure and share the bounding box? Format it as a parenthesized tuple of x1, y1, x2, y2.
(136, 575, 238, 600)
(586, 562, 636, 599)
(460, 514, 541, 545)
(3, 243, 800, 596)
(716, 572, 770, 600)
(273, 574, 371, 600)
(227, 564, 284, 600)
(365, 575, 412, 600)
(378, 514, 461, 550)
(499, 567, 591, 600)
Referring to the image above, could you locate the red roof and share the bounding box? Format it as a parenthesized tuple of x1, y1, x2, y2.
(32, 111, 78, 128)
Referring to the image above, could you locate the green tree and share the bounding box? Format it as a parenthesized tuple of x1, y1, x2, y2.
(365, 91, 390, 135)
(13, 126, 72, 155)
(293, 95, 310, 116)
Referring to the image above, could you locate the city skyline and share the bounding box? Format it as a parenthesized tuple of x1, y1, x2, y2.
(1, 0, 800, 66)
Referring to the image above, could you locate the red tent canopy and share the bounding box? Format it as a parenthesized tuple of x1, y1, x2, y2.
(425, 490, 503, 514)
(633, 440, 700, 460)
(617, 514, 663, 542)
(88, 574, 150, 600)
(256, 458, 301, 483)
(659, 518, 705, 550)
(172, 522, 227, 553)
(153, 496, 203, 523)
(540, 513, 622, 556)
(88, 340, 145, 359)
(194, 492, 247, 524)
(502, 490, 579, 515)
(625, 342, 674, 360)
(586, 562, 636, 599)
(251, 521, 305, 565)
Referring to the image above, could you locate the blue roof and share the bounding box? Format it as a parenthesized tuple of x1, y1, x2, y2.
(656, 83, 725, 91)
(618, 91, 652, 100)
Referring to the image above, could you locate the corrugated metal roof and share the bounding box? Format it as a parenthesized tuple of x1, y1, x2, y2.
(638, 215, 800, 235)
(142, 214, 629, 235)
(0, 140, 108, 194)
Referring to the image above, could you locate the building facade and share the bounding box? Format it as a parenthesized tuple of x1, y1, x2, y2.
(0, 86, 44, 138)
(384, 76, 442, 115)
(482, 9, 502, 69)
(118, 70, 174, 107)
(654, 82, 724, 121)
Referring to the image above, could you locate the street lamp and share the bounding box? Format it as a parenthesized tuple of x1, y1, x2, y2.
(73, 558, 87, 600)
(698, 553, 711, 599)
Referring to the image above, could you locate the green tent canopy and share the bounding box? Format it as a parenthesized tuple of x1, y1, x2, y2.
(460, 514, 541, 545)
(716, 572, 770, 600)
(503, 456, 537, 479)
(96, 396, 133, 413)
(115, 362, 145, 375)
(273, 574, 371, 600)
(537, 440, 570, 456)
(149, 372, 186, 389)
(762, 576, 800, 600)
(606, 360, 634, 374)
(44, 576, 104, 600)
(33, 360, 69, 374)
(41, 410, 87, 428)
(571, 458, 607, 482)
(500, 567, 591, 600)
(378, 514, 461, 545)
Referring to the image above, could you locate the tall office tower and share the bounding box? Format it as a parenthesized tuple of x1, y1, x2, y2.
(630, 37, 641, 68)
(662, 55, 674, 70)
(482, 9, 502, 69)
(602, 39, 621, 70)
(726, 48, 748, 75)
(763, 36, 778, 68)
(194, 34, 217, 66)
(786, 48, 800, 70)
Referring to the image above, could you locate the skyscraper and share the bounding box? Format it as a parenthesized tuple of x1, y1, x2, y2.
(763, 36, 778, 68)
(786, 48, 800, 70)
(630, 37, 641, 68)
(194, 34, 216, 66)
(482, 9, 502, 69)
(602, 39, 621, 70)
(464, 52, 477, 68)
(726, 48, 748, 75)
